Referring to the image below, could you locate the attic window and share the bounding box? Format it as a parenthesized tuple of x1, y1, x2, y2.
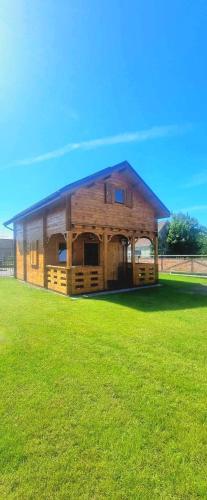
(115, 188, 125, 204)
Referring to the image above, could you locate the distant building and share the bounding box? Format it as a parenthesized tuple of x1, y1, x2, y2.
(0, 239, 14, 263)
(136, 221, 170, 257)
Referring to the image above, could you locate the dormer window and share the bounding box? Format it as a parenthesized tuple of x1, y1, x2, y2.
(115, 188, 125, 204)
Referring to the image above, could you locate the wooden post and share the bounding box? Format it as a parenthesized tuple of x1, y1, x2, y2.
(13, 223, 17, 279)
(42, 211, 47, 288)
(65, 194, 71, 232)
(65, 194, 72, 294)
(23, 221, 27, 282)
(154, 235, 159, 281)
(66, 230, 72, 295)
(131, 235, 136, 286)
(103, 231, 108, 290)
(66, 230, 72, 267)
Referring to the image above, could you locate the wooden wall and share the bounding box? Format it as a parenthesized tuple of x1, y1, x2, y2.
(72, 234, 101, 266)
(15, 222, 24, 280)
(46, 203, 66, 238)
(71, 172, 156, 231)
(15, 170, 158, 292)
(26, 216, 44, 286)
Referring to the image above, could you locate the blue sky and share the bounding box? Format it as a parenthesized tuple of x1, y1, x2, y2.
(1, 0, 207, 237)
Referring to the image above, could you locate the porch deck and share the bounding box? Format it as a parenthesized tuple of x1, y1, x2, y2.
(46, 263, 158, 295)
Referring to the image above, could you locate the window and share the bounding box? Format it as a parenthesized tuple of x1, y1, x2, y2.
(105, 182, 133, 207)
(30, 240, 39, 267)
(58, 242, 67, 263)
(115, 188, 125, 204)
(84, 243, 99, 266)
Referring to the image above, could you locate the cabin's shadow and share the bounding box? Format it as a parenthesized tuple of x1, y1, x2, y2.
(87, 278, 207, 312)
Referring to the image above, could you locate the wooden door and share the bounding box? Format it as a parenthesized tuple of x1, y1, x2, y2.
(107, 237, 125, 281)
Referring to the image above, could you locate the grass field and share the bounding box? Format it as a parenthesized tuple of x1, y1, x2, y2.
(0, 275, 207, 499)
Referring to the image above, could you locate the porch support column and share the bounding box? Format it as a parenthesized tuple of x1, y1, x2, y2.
(42, 211, 47, 288)
(103, 231, 108, 290)
(154, 234, 159, 282)
(131, 235, 136, 286)
(65, 193, 72, 295)
(13, 224, 17, 279)
(23, 221, 27, 282)
(66, 230, 73, 295)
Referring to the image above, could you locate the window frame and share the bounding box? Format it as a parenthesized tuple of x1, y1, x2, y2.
(30, 240, 39, 267)
(114, 188, 125, 204)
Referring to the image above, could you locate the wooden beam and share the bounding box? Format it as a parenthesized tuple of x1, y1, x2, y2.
(154, 235, 159, 281)
(66, 230, 73, 295)
(131, 235, 136, 286)
(65, 194, 72, 231)
(42, 211, 47, 288)
(23, 221, 27, 282)
(103, 231, 108, 289)
(13, 223, 17, 279)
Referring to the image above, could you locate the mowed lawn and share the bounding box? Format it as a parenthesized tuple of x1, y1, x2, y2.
(0, 276, 207, 499)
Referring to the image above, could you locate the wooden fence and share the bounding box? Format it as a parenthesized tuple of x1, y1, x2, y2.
(158, 255, 207, 275)
(0, 256, 14, 277)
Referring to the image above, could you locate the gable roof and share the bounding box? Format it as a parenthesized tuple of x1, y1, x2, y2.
(4, 161, 170, 227)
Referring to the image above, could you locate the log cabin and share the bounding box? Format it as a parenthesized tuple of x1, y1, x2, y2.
(4, 161, 170, 295)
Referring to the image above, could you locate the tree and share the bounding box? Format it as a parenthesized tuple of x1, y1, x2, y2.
(158, 221, 170, 254)
(198, 233, 207, 254)
(166, 213, 206, 255)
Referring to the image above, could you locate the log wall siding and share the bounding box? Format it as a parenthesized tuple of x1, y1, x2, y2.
(15, 222, 24, 280)
(71, 173, 156, 231)
(15, 169, 159, 293)
(46, 204, 66, 238)
(25, 216, 44, 286)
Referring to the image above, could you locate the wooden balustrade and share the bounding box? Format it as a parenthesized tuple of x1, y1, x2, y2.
(71, 266, 104, 294)
(47, 265, 68, 294)
(133, 263, 157, 285)
(46, 263, 157, 296)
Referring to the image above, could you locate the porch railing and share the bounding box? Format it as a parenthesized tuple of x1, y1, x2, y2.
(71, 266, 104, 294)
(46, 265, 68, 294)
(133, 263, 157, 285)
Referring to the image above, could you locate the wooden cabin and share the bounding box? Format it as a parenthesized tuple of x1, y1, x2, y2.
(4, 161, 170, 295)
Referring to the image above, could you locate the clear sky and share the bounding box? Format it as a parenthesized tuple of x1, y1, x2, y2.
(1, 0, 207, 238)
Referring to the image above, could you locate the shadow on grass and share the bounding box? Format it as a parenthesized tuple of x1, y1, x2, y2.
(89, 278, 207, 312)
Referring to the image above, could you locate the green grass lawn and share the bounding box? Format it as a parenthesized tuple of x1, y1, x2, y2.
(0, 275, 207, 499)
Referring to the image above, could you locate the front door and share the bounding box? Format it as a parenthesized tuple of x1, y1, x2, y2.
(107, 236, 131, 288)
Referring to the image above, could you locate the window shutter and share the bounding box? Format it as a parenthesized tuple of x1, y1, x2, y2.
(105, 182, 113, 204)
(125, 189, 133, 208)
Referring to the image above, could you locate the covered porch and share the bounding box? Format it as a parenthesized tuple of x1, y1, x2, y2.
(45, 226, 158, 295)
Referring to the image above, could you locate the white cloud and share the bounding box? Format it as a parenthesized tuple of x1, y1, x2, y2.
(0, 123, 190, 170)
(185, 170, 207, 188)
(179, 204, 207, 213)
